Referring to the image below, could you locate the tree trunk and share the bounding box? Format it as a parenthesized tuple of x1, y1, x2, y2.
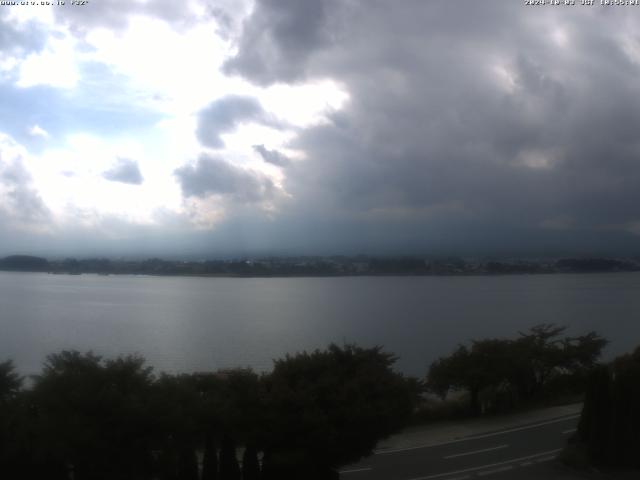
(219, 435, 241, 480)
(202, 435, 219, 480)
(469, 386, 481, 416)
(241, 445, 260, 480)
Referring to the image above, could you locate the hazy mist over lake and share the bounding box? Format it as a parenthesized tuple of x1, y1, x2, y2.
(3, 271, 639, 377)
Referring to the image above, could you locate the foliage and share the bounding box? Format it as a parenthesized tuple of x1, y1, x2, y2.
(426, 324, 607, 415)
(31, 351, 157, 480)
(0, 360, 22, 402)
(0, 344, 420, 479)
(261, 344, 421, 476)
(577, 346, 640, 468)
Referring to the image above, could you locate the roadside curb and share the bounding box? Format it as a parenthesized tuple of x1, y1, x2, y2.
(374, 403, 583, 454)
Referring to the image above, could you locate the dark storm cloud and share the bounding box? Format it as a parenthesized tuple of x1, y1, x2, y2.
(224, 0, 336, 84)
(103, 158, 144, 185)
(196, 95, 281, 149)
(253, 145, 290, 167)
(220, 0, 640, 254)
(175, 154, 275, 203)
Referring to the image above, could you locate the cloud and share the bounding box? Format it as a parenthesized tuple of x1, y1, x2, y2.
(103, 158, 144, 185)
(27, 125, 49, 139)
(0, 134, 50, 230)
(52, 0, 212, 34)
(214, 0, 640, 254)
(0, 10, 48, 59)
(3, 1, 640, 257)
(174, 154, 276, 204)
(224, 0, 335, 85)
(196, 95, 281, 148)
(253, 144, 290, 167)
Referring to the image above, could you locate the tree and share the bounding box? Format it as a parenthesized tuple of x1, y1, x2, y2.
(201, 433, 219, 480)
(193, 368, 265, 480)
(31, 351, 157, 480)
(261, 344, 420, 478)
(219, 434, 241, 480)
(427, 340, 513, 414)
(0, 360, 22, 403)
(426, 345, 469, 400)
(427, 325, 608, 415)
(242, 444, 260, 480)
(512, 324, 568, 398)
(577, 365, 613, 465)
(150, 374, 203, 480)
(577, 346, 640, 468)
(0, 360, 27, 478)
(513, 325, 607, 400)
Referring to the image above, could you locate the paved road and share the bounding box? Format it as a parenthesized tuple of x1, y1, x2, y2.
(340, 414, 579, 480)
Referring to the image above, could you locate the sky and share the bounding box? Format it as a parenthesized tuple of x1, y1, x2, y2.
(1, 0, 640, 258)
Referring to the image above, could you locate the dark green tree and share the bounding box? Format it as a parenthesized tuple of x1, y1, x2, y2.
(219, 434, 241, 480)
(242, 444, 260, 480)
(427, 325, 608, 415)
(31, 351, 156, 480)
(608, 347, 640, 467)
(427, 340, 513, 414)
(261, 344, 420, 478)
(150, 374, 203, 480)
(578, 365, 613, 465)
(202, 433, 219, 480)
(194, 368, 266, 480)
(572, 345, 640, 469)
(0, 360, 27, 478)
(0, 360, 22, 403)
(178, 445, 199, 480)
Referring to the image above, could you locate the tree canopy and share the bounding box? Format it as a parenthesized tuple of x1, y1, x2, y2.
(426, 324, 607, 415)
(261, 344, 420, 477)
(0, 344, 419, 480)
(577, 346, 640, 468)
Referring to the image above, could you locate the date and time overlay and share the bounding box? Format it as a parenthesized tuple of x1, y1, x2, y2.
(2, 0, 640, 9)
(526, 0, 640, 5)
(0, 1, 88, 6)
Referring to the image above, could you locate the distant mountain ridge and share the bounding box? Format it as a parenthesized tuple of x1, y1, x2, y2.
(0, 255, 638, 277)
(0, 255, 49, 271)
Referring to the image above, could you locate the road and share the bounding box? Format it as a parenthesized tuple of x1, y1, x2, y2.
(340, 414, 579, 480)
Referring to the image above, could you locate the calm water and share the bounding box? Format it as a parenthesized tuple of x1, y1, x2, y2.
(1, 271, 639, 377)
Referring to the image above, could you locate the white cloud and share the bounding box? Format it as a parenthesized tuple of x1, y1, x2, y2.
(28, 124, 50, 139)
(259, 80, 350, 127)
(0, 133, 51, 233)
(34, 133, 182, 225)
(83, 15, 233, 114)
(17, 34, 79, 89)
(0, 1, 349, 243)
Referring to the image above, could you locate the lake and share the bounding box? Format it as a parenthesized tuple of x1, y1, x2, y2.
(1, 271, 639, 377)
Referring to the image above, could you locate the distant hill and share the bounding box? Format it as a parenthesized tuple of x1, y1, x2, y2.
(0, 254, 637, 277)
(555, 258, 638, 273)
(0, 255, 49, 271)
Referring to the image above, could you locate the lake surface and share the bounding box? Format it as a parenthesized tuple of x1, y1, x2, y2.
(1, 271, 639, 377)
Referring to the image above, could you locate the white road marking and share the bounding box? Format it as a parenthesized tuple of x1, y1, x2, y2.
(340, 467, 373, 474)
(405, 448, 562, 480)
(477, 465, 513, 476)
(520, 461, 533, 466)
(562, 428, 577, 435)
(444, 444, 508, 459)
(377, 415, 579, 455)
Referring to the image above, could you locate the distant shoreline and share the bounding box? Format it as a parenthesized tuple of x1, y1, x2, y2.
(0, 254, 638, 278)
(1, 268, 638, 280)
